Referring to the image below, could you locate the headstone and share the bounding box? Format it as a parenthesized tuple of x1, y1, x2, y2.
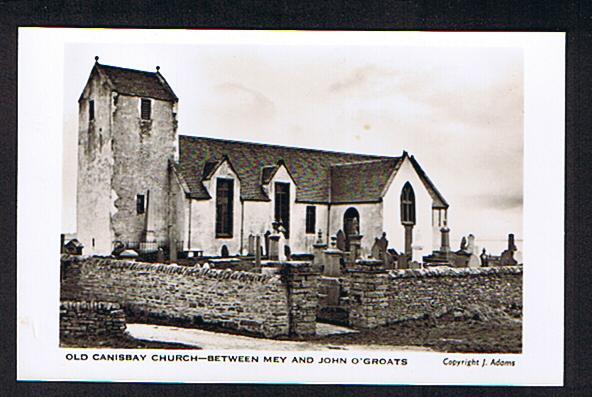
(371, 233, 388, 261)
(247, 234, 255, 255)
(221, 245, 229, 258)
(460, 236, 467, 251)
(467, 234, 476, 254)
(500, 233, 518, 266)
(440, 227, 451, 253)
(480, 248, 488, 267)
(316, 229, 324, 244)
(330, 235, 337, 249)
(254, 235, 262, 267)
(264, 230, 271, 258)
(467, 253, 480, 268)
(351, 216, 360, 235)
(268, 234, 280, 261)
(336, 230, 346, 252)
(398, 254, 409, 269)
(284, 245, 291, 261)
(156, 248, 165, 263)
(202, 262, 210, 269)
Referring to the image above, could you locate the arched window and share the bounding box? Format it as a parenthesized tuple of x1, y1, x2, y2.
(400, 182, 416, 225)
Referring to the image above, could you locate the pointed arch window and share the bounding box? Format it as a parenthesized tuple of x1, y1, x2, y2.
(400, 182, 416, 225)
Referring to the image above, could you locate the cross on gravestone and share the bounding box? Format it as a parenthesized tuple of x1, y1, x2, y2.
(336, 230, 346, 252)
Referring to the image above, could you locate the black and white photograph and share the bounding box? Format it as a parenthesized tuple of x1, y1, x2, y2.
(17, 28, 564, 385)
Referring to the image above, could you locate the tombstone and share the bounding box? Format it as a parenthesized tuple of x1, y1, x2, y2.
(284, 245, 291, 261)
(330, 235, 337, 249)
(467, 253, 480, 268)
(336, 230, 346, 252)
(221, 245, 229, 258)
(440, 227, 451, 253)
(398, 253, 409, 269)
(347, 234, 363, 262)
(202, 262, 210, 269)
(480, 248, 488, 267)
(264, 230, 271, 258)
(254, 235, 262, 267)
(247, 234, 255, 256)
(460, 236, 467, 251)
(316, 229, 324, 244)
(466, 234, 476, 254)
(500, 233, 518, 266)
(156, 248, 165, 263)
(268, 234, 280, 260)
(119, 249, 139, 259)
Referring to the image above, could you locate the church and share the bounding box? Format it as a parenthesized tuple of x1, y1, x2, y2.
(76, 59, 449, 261)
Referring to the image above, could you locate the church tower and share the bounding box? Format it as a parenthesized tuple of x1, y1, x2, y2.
(77, 57, 178, 255)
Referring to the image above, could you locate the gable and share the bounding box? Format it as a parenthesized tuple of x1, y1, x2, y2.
(79, 62, 178, 103)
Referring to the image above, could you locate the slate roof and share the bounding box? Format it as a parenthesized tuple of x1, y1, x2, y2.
(94, 63, 178, 102)
(177, 136, 448, 207)
(330, 158, 402, 203)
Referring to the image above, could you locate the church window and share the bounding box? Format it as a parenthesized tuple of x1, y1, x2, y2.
(305, 206, 316, 234)
(216, 178, 234, 237)
(89, 99, 95, 121)
(136, 194, 145, 214)
(140, 98, 151, 120)
(274, 182, 290, 238)
(400, 182, 415, 225)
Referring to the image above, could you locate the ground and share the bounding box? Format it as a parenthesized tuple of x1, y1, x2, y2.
(62, 312, 521, 353)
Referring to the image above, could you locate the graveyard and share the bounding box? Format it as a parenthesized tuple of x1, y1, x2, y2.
(60, 225, 522, 353)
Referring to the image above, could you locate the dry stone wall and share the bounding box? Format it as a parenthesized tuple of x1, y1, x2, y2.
(386, 266, 523, 323)
(60, 300, 127, 340)
(61, 256, 318, 338)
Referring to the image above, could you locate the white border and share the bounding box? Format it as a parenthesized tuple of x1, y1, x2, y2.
(17, 29, 564, 385)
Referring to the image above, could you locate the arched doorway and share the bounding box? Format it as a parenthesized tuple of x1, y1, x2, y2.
(343, 207, 360, 251)
(400, 182, 415, 257)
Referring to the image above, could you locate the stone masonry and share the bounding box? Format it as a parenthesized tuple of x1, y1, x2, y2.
(60, 300, 127, 341)
(61, 255, 318, 338)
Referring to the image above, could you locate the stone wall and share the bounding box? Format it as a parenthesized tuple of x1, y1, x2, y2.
(323, 262, 522, 329)
(60, 300, 127, 340)
(385, 266, 522, 323)
(61, 256, 318, 338)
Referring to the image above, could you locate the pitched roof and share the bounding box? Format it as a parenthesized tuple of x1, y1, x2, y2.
(177, 135, 448, 207)
(330, 158, 402, 203)
(178, 136, 389, 202)
(94, 63, 178, 102)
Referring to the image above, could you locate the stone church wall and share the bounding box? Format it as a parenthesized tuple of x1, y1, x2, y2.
(61, 256, 318, 338)
(110, 94, 177, 246)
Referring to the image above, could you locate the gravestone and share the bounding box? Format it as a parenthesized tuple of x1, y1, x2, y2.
(480, 248, 488, 267)
(264, 230, 271, 258)
(460, 236, 467, 251)
(500, 233, 518, 266)
(247, 234, 255, 256)
(336, 230, 346, 252)
(268, 234, 280, 261)
(467, 234, 476, 254)
(221, 245, 229, 258)
(254, 235, 262, 267)
(467, 253, 480, 268)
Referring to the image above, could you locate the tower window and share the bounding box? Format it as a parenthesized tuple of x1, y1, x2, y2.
(136, 194, 145, 214)
(89, 99, 95, 121)
(216, 178, 234, 237)
(305, 206, 316, 234)
(140, 98, 151, 120)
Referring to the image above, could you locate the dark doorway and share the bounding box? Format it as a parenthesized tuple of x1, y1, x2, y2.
(221, 245, 229, 258)
(274, 182, 290, 238)
(343, 207, 360, 251)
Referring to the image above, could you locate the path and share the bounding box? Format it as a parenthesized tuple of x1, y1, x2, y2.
(126, 323, 432, 352)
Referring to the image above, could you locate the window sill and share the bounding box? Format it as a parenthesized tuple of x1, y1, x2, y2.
(215, 234, 233, 239)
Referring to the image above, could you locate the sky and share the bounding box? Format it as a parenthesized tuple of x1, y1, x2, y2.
(62, 40, 523, 254)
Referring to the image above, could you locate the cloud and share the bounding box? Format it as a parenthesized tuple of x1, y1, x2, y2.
(213, 82, 276, 112)
(328, 65, 398, 93)
(467, 193, 523, 211)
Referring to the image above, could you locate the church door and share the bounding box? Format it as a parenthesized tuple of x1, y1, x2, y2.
(400, 182, 416, 257)
(343, 207, 360, 251)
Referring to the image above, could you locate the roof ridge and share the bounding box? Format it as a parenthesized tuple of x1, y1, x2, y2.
(97, 63, 158, 76)
(330, 158, 398, 167)
(178, 135, 397, 159)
